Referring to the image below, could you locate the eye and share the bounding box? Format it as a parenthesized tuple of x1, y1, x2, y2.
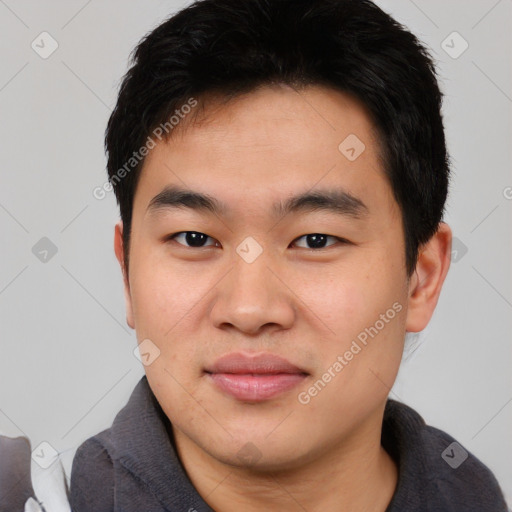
(292, 233, 346, 249)
(167, 231, 219, 248)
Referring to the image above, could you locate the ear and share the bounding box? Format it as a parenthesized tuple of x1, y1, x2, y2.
(114, 221, 135, 329)
(405, 222, 452, 333)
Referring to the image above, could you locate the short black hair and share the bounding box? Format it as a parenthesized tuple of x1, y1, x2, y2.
(105, 0, 450, 278)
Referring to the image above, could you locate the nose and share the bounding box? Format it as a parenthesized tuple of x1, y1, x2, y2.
(209, 250, 296, 336)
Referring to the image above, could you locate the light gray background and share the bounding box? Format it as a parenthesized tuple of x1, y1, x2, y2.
(0, 0, 510, 505)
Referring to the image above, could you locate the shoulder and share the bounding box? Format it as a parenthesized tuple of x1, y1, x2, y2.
(69, 429, 115, 512)
(69, 376, 154, 511)
(421, 422, 508, 510)
(384, 400, 508, 511)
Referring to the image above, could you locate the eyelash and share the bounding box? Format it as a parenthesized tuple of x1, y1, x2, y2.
(165, 231, 350, 250)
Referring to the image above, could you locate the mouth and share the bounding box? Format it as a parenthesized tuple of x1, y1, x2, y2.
(204, 352, 309, 402)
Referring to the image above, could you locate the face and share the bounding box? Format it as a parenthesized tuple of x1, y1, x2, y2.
(116, 84, 419, 470)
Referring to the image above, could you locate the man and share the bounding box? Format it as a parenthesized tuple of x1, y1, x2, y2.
(70, 0, 508, 510)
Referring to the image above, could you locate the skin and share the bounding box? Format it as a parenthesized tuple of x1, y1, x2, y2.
(114, 83, 452, 511)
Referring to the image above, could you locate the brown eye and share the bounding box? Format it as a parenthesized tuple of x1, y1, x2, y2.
(293, 234, 344, 249)
(168, 231, 218, 248)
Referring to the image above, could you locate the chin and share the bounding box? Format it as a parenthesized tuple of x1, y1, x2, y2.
(216, 446, 306, 474)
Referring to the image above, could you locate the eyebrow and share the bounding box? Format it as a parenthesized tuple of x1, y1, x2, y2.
(146, 185, 369, 220)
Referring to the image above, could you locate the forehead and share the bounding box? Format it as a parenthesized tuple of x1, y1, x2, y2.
(132, 84, 395, 222)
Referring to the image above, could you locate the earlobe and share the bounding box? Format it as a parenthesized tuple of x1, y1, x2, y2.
(114, 221, 135, 329)
(405, 222, 452, 333)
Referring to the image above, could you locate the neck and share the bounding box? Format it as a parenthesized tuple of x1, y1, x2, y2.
(172, 402, 398, 512)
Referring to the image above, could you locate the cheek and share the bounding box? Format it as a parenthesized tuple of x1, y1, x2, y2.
(291, 261, 390, 340)
(129, 250, 203, 334)
(129, 256, 209, 417)
(295, 254, 407, 373)
(128, 251, 214, 377)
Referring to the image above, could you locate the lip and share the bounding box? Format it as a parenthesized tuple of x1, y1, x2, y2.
(205, 352, 307, 375)
(204, 352, 308, 402)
